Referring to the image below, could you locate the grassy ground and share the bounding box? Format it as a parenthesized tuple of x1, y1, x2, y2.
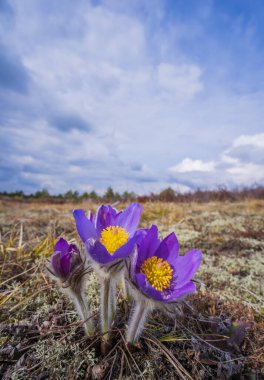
(0, 199, 263, 379)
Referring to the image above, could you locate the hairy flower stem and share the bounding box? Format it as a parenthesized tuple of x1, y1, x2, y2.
(126, 300, 149, 345)
(100, 277, 116, 347)
(120, 273, 128, 299)
(71, 289, 94, 336)
(109, 280, 117, 323)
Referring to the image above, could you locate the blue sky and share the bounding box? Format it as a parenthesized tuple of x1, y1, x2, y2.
(0, 0, 264, 194)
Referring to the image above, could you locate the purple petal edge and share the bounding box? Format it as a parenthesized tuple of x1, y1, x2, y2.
(174, 249, 202, 288)
(165, 281, 197, 302)
(116, 203, 142, 236)
(85, 239, 113, 264)
(54, 237, 69, 255)
(73, 209, 97, 242)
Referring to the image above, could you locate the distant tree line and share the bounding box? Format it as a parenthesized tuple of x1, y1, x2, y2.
(0, 185, 264, 203)
(137, 185, 264, 202)
(0, 187, 137, 203)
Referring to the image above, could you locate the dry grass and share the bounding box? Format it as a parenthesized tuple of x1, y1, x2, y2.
(0, 199, 263, 379)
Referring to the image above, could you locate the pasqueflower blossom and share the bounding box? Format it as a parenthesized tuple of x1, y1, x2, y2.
(129, 225, 202, 302)
(126, 225, 202, 344)
(73, 203, 142, 266)
(50, 237, 82, 280)
(47, 237, 94, 335)
(73, 203, 142, 349)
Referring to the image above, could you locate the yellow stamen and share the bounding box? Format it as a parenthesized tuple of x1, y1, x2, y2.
(100, 225, 129, 255)
(141, 256, 173, 291)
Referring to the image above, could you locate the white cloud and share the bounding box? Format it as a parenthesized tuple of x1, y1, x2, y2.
(166, 132, 264, 189)
(157, 63, 203, 100)
(233, 133, 264, 148)
(170, 183, 192, 193)
(1, 1, 264, 193)
(226, 162, 264, 185)
(111, 180, 192, 196)
(220, 153, 239, 165)
(168, 158, 216, 173)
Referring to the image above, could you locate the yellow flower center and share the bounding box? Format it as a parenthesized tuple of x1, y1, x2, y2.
(100, 225, 129, 255)
(140, 256, 173, 291)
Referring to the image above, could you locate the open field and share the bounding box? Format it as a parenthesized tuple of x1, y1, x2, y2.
(0, 199, 263, 379)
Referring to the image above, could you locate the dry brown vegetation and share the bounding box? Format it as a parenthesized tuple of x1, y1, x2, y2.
(0, 199, 263, 379)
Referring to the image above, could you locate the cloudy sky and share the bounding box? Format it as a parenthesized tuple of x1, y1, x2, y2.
(0, 0, 264, 194)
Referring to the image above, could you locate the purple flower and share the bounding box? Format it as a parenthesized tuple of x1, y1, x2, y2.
(129, 225, 202, 302)
(73, 203, 142, 265)
(50, 237, 82, 279)
(48, 237, 94, 335)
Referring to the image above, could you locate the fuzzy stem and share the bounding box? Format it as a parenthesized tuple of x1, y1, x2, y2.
(120, 273, 127, 299)
(71, 290, 94, 336)
(101, 277, 112, 342)
(109, 280, 117, 325)
(126, 300, 149, 345)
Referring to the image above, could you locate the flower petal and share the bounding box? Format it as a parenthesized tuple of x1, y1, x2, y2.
(174, 249, 202, 288)
(136, 225, 160, 269)
(128, 245, 138, 279)
(165, 281, 196, 302)
(68, 244, 78, 254)
(135, 273, 164, 301)
(94, 205, 118, 233)
(54, 237, 69, 255)
(51, 251, 63, 277)
(88, 210, 93, 222)
(73, 209, 97, 242)
(113, 235, 138, 260)
(116, 203, 142, 236)
(135, 274, 196, 302)
(60, 251, 71, 277)
(134, 228, 149, 241)
(85, 239, 113, 264)
(154, 232, 179, 264)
